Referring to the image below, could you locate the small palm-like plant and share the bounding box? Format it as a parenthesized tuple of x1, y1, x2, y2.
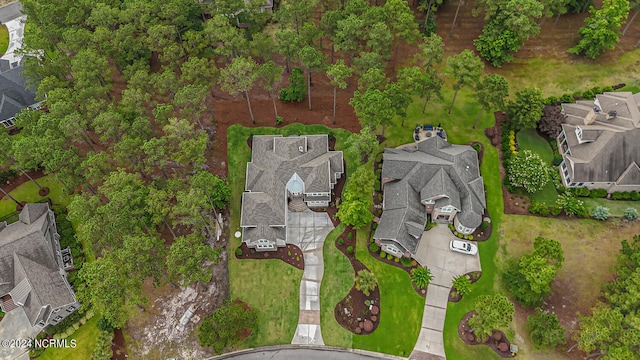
(355, 270, 378, 296)
(411, 266, 434, 289)
(452, 274, 472, 296)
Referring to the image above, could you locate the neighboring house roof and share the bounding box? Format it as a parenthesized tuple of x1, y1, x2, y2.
(241, 135, 343, 245)
(374, 136, 485, 255)
(560, 92, 640, 184)
(0, 65, 37, 122)
(0, 203, 76, 326)
(0, 2, 23, 23)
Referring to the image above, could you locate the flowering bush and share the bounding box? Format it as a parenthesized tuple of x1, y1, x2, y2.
(506, 150, 550, 193)
(556, 194, 587, 217)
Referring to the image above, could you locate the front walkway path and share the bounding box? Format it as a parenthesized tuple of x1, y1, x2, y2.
(410, 225, 482, 360)
(286, 210, 334, 345)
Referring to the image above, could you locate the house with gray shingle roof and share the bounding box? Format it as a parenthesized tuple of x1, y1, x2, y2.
(241, 135, 343, 251)
(0, 64, 40, 128)
(0, 203, 79, 328)
(557, 91, 640, 192)
(373, 136, 486, 259)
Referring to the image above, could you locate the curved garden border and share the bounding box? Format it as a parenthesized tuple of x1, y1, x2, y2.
(458, 311, 516, 358)
(448, 271, 482, 302)
(234, 243, 305, 270)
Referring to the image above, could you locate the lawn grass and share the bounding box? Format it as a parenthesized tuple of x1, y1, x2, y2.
(226, 123, 353, 348)
(319, 223, 353, 348)
(38, 315, 101, 360)
(0, 175, 71, 218)
(0, 24, 8, 56)
(581, 198, 640, 217)
(353, 229, 423, 357)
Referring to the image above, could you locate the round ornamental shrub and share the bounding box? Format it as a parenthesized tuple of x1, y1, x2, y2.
(592, 206, 610, 221)
(468, 235, 474, 240)
(369, 243, 380, 253)
(401, 257, 412, 267)
(457, 233, 464, 238)
(235, 248, 243, 256)
(480, 221, 490, 230)
(338, 238, 344, 246)
(347, 246, 354, 254)
(624, 208, 638, 221)
(394, 257, 400, 263)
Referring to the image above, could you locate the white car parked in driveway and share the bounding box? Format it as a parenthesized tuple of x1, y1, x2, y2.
(449, 240, 478, 255)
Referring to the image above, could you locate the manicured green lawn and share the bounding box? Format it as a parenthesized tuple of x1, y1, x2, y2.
(319, 223, 353, 348)
(582, 198, 640, 217)
(38, 315, 100, 360)
(226, 124, 353, 348)
(0, 175, 72, 217)
(353, 230, 423, 357)
(0, 24, 8, 56)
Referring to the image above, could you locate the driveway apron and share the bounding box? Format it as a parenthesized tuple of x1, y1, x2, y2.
(287, 210, 334, 345)
(410, 225, 481, 360)
(0, 309, 41, 360)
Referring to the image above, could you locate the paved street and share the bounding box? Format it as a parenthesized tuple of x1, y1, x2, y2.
(0, 2, 22, 24)
(286, 210, 334, 345)
(410, 224, 482, 360)
(209, 346, 408, 360)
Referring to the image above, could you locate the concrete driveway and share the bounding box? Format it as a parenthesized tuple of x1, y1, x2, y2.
(286, 210, 334, 345)
(0, 309, 41, 360)
(410, 224, 481, 360)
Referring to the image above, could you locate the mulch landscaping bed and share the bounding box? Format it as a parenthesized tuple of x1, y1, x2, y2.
(234, 243, 304, 270)
(458, 311, 516, 358)
(333, 226, 381, 335)
(111, 328, 128, 360)
(448, 271, 482, 303)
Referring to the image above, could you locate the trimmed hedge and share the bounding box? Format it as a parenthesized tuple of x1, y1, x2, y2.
(369, 243, 379, 252)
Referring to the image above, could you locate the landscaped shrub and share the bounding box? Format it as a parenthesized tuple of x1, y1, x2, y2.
(527, 309, 567, 349)
(612, 191, 632, 200)
(0, 169, 17, 184)
(96, 317, 115, 332)
(582, 89, 594, 99)
(480, 221, 490, 230)
(631, 191, 640, 201)
(591, 206, 610, 221)
(472, 143, 481, 153)
(556, 194, 587, 217)
(552, 153, 564, 166)
(589, 188, 608, 198)
(463, 235, 469, 240)
(199, 301, 257, 353)
(235, 248, 242, 256)
(573, 187, 591, 197)
(287, 251, 292, 256)
(468, 235, 474, 240)
(337, 238, 344, 246)
(448, 224, 455, 231)
(529, 200, 550, 216)
(457, 233, 464, 238)
(411, 266, 434, 289)
(452, 274, 473, 296)
(550, 206, 562, 216)
(559, 93, 574, 103)
(394, 256, 400, 263)
(347, 232, 353, 239)
(369, 243, 380, 253)
(400, 257, 412, 267)
(624, 208, 638, 220)
(347, 245, 354, 254)
(279, 67, 305, 102)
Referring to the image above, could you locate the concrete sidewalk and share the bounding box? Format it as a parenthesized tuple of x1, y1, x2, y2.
(286, 210, 334, 345)
(410, 225, 482, 360)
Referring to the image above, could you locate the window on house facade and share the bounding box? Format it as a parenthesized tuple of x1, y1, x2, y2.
(441, 206, 453, 212)
(54, 316, 63, 322)
(66, 306, 75, 312)
(1, 118, 15, 128)
(575, 126, 582, 140)
(457, 224, 464, 231)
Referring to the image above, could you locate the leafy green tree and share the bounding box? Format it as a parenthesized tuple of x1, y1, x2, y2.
(198, 300, 257, 354)
(385, 81, 412, 127)
(445, 50, 484, 114)
(592, 206, 610, 220)
(298, 45, 324, 111)
(338, 165, 375, 228)
(452, 274, 472, 296)
(468, 294, 515, 339)
(357, 67, 388, 92)
(569, 0, 630, 58)
(353, 52, 385, 75)
(334, 14, 365, 65)
(275, 29, 303, 73)
(506, 150, 550, 193)
(365, 22, 392, 60)
(398, 66, 443, 113)
(355, 270, 378, 296)
(539, 0, 570, 25)
(343, 165, 376, 202)
(506, 87, 545, 130)
(336, 199, 374, 229)
(167, 232, 221, 286)
(350, 88, 394, 135)
(279, 67, 306, 102)
(174, 84, 208, 130)
(622, 0, 640, 35)
(258, 61, 285, 123)
(411, 266, 434, 289)
(527, 309, 567, 348)
(326, 60, 353, 124)
(576, 304, 626, 355)
(345, 126, 378, 165)
(474, 20, 523, 67)
(249, 32, 276, 63)
(277, 0, 318, 34)
(473, 74, 509, 128)
(383, 0, 419, 67)
(320, 9, 346, 63)
(220, 56, 259, 124)
(415, 33, 444, 68)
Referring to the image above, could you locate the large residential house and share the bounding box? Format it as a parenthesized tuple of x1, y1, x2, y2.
(0, 65, 42, 129)
(0, 203, 79, 328)
(557, 91, 640, 192)
(373, 136, 486, 259)
(241, 135, 343, 251)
